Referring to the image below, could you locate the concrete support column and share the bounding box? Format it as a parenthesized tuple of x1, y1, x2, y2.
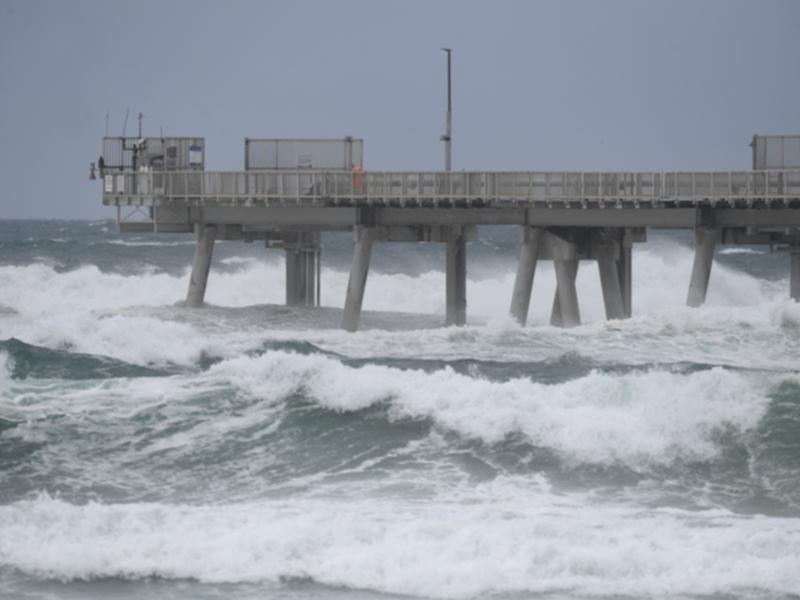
(550, 260, 581, 328)
(686, 227, 718, 308)
(306, 248, 319, 306)
(285, 232, 320, 307)
(597, 258, 625, 320)
(618, 243, 633, 319)
(791, 248, 800, 302)
(341, 227, 374, 332)
(446, 226, 467, 326)
(285, 248, 305, 306)
(509, 227, 543, 325)
(186, 223, 217, 307)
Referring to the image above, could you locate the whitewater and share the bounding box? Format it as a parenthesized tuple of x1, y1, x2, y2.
(1, 220, 799, 600)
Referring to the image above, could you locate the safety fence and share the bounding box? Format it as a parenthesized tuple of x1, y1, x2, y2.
(103, 169, 800, 204)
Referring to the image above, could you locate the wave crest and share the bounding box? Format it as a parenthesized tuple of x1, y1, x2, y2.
(208, 351, 772, 468)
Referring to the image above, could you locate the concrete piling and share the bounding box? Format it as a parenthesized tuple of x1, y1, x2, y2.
(618, 242, 633, 318)
(509, 227, 543, 325)
(551, 260, 581, 327)
(285, 232, 320, 307)
(341, 227, 374, 332)
(686, 227, 718, 307)
(791, 247, 800, 302)
(186, 223, 217, 307)
(597, 257, 626, 320)
(446, 226, 467, 326)
(285, 249, 305, 306)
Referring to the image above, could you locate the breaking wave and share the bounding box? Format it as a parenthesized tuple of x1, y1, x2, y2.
(1, 493, 799, 598)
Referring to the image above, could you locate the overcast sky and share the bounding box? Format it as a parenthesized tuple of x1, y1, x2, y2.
(1, 0, 799, 218)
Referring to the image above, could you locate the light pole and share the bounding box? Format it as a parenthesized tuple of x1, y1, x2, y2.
(440, 48, 465, 326)
(441, 48, 452, 171)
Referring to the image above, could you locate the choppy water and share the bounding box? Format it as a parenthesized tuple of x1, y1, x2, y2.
(1, 219, 799, 599)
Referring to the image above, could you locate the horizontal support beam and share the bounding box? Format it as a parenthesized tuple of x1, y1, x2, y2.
(201, 206, 357, 227)
(375, 207, 524, 226)
(117, 203, 800, 235)
(527, 208, 699, 228)
(714, 209, 800, 227)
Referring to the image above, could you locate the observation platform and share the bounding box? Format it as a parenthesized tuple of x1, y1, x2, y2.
(97, 136, 800, 330)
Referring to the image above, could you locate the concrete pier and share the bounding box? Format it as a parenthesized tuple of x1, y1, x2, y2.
(686, 227, 718, 307)
(341, 227, 374, 332)
(446, 226, 467, 326)
(102, 137, 800, 327)
(509, 227, 543, 325)
(791, 247, 800, 302)
(551, 260, 581, 328)
(186, 223, 217, 307)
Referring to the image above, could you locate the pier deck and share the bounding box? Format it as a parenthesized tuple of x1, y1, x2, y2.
(105, 168, 800, 210)
(98, 151, 800, 330)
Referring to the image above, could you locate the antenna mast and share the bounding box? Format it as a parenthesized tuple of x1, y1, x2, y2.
(121, 108, 130, 137)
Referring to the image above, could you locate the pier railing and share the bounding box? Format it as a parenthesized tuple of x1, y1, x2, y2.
(103, 169, 800, 205)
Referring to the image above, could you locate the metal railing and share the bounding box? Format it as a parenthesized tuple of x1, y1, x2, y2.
(103, 169, 800, 205)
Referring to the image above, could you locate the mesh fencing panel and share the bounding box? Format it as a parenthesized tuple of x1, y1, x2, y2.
(753, 135, 800, 169)
(245, 139, 363, 170)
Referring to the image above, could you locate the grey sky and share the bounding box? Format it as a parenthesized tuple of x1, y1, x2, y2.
(1, 0, 798, 219)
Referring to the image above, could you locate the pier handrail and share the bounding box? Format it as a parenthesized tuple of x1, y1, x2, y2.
(103, 168, 800, 205)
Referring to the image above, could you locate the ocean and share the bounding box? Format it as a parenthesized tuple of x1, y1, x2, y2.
(0, 219, 799, 599)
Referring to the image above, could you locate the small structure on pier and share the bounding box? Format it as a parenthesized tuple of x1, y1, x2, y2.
(100, 133, 800, 330)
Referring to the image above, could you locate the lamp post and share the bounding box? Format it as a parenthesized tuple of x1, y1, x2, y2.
(441, 48, 452, 171)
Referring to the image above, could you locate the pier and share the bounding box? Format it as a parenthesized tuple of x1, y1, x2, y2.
(99, 135, 800, 330)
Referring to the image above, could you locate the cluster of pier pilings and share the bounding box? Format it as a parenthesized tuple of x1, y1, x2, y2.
(182, 221, 796, 331)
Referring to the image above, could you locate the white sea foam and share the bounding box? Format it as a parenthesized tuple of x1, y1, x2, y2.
(219, 256, 259, 266)
(1, 493, 798, 598)
(0, 345, 775, 469)
(719, 247, 766, 255)
(202, 351, 771, 467)
(0, 241, 782, 318)
(101, 239, 198, 247)
(0, 239, 795, 369)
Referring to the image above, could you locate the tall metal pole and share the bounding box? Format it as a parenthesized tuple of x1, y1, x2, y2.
(440, 48, 465, 325)
(441, 48, 452, 171)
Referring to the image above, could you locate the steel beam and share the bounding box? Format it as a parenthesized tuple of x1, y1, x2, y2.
(509, 227, 543, 325)
(186, 223, 217, 307)
(341, 227, 374, 332)
(686, 227, 719, 307)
